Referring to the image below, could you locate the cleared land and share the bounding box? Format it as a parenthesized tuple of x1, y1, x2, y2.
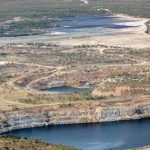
(0, 43, 149, 111)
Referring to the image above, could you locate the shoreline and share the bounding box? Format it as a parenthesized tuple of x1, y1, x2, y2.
(1, 102, 150, 150)
(1, 116, 150, 135)
(0, 14, 149, 48)
(115, 13, 150, 35)
(1, 99, 150, 134)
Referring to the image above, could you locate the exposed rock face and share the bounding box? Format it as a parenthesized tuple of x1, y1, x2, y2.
(30, 79, 65, 90)
(0, 101, 150, 133)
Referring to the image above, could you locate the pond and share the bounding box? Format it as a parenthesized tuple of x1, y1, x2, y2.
(41, 85, 91, 93)
(5, 118, 150, 150)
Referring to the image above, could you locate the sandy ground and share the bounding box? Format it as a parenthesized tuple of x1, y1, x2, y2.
(0, 15, 149, 48)
(0, 61, 10, 65)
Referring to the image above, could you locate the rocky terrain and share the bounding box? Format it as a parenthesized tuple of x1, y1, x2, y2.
(0, 43, 149, 134)
(0, 98, 150, 134)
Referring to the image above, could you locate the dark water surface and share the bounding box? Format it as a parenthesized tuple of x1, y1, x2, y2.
(0, 52, 7, 56)
(47, 15, 138, 32)
(6, 118, 150, 150)
(41, 86, 91, 93)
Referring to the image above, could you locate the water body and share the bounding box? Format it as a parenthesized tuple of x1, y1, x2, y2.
(41, 85, 91, 93)
(5, 118, 150, 150)
(0, 52, 7, 57)
(47, 15, 138, 32)
(0, 15, 141, 46)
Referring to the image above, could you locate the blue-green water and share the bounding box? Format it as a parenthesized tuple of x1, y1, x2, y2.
(41, 86, 91, 93)
(5, 118, 150, 150)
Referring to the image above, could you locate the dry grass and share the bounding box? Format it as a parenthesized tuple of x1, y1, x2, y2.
(0, 136, 80, 150)
(0, 44, 149, 111)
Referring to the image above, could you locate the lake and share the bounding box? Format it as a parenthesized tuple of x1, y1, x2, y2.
(47, 15, 138, 33)
(5, 118, 150, 150)
(1, 15, 148, 49)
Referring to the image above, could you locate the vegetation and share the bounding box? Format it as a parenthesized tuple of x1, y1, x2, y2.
(90, 0, 150, 18)
(0, 0, 107, 37)
(0, 135, 80, 150)
(0, 18, 61, 37)
(0, 75, 14, 84)
(0, 0, 150, 37)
